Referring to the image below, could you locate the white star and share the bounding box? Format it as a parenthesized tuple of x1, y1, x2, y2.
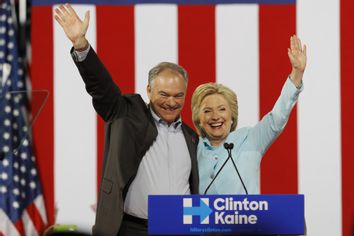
(17, 81, 24, 88)
(4, 105, 11, 113)
(0, 186, 7, 193)
(1, 172, 8, 180)
(13, 201, 19, 209)
(3, 132, 10, 140)
(20, 165, 26, 173)
(4, 119, 10, 126)
(2, 159, 9, 167)
(20, 179, 26, 186)
(14, 95, 21, 103)
(12, 149, 18, 156)
(30, 182, 36, 189)
(13, 175, 19, 182)
(13, 188, 19, 195)
(7, 54, 13, 61)
(22, 139, 29, 146)
(7, 41, 14, 49)
(20, 152, 27, 160)
(31, 168, 37, 176)
(2, 146, 9, 153)
(13, 109, 19, 116)
(13, 162, 19, 169)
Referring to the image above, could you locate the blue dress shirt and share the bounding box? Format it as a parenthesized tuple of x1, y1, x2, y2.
(198, 78, 303, 194)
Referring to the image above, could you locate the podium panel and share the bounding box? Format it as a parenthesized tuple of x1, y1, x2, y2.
(148, 194, 304, 235)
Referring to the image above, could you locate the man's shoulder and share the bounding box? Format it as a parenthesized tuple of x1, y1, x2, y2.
(181, 122, 195, 133)
(181, 123, 198, 141)
(123, 93, 147, 108)
(124, 93, 144, 100)
(104, 93, 149, 124)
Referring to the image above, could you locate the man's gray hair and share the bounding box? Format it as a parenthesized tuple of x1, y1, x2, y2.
(148, 62, 188, 85)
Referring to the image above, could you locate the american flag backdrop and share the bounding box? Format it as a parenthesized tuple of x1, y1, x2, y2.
(30, 0, 353, 235)
(0, 0, 48, 235)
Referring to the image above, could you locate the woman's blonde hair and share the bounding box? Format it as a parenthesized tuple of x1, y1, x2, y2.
(191, 83, 238, 137)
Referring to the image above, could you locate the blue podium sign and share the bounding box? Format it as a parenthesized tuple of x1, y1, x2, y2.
(148, 194, 304, 235)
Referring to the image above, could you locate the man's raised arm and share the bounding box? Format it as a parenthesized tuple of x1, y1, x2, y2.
(54, 3, 90, 51)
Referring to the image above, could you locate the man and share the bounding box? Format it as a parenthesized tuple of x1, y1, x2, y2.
(54, 4, 199, 236)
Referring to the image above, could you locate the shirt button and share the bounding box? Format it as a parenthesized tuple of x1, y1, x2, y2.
(214, 155, 218, 160)
(210, 173, 215, 179)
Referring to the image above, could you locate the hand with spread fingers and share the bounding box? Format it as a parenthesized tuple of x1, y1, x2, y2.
(288, 35, 307, 87)
(54, 3, 90, 50)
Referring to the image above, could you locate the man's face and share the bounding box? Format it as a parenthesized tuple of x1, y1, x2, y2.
(147, 70, 187, 124)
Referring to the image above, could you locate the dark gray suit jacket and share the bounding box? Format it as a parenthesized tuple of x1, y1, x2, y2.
(72, 48, 199, 236)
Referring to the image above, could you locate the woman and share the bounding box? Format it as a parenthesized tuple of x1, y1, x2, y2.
(192, 35, 306, 194)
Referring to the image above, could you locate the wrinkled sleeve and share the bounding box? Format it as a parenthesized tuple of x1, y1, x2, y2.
(247, 78, 303, 154)
(71, 46, 130, 122)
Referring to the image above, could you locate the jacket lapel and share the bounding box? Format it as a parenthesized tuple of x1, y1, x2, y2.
(182, 124, 199, 194)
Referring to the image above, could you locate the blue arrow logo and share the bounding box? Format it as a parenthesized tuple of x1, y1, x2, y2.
(183, 199, 213, 223)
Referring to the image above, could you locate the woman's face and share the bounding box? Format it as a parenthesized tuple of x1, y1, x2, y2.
(199, 93, 233, 146)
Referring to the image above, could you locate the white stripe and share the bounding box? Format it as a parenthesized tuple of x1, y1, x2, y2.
(135, 4, 178, 102)
(22, 210, 39, 236)
(53, 4, 97, 232)
(34, 195, 48, 225)
(216, 5, 259, 128)
(0, 209, 20, 236)
(297, 1, 342, 235)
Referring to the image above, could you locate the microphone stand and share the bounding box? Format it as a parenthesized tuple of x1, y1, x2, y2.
(204, 144, 232, 194)
(204, 143, 248, 195)
(226, 144, 248, 195)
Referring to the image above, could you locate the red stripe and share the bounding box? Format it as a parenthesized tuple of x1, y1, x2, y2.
(14, 220, 24, 236)
(259, 5, 297, 194)
(178, 5, 216, 128)
(26, 202, 47, 234)
(96, 6, 135, 192)
(340, 0, 354, 235)
(30, 7, 55, 225)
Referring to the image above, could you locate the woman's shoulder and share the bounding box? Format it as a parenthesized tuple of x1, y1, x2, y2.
(230, 126, 251, 138)
(227, 127, 251, 143)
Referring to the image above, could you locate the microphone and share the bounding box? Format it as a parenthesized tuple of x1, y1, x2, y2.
(225, 143, 248, 195)
(204, 142, 248, 194)
(223, 142, 234, 150)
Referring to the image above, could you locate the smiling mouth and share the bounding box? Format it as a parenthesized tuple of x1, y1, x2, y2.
(161, 106, 179, 112)
(210, 122, 223, 128)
